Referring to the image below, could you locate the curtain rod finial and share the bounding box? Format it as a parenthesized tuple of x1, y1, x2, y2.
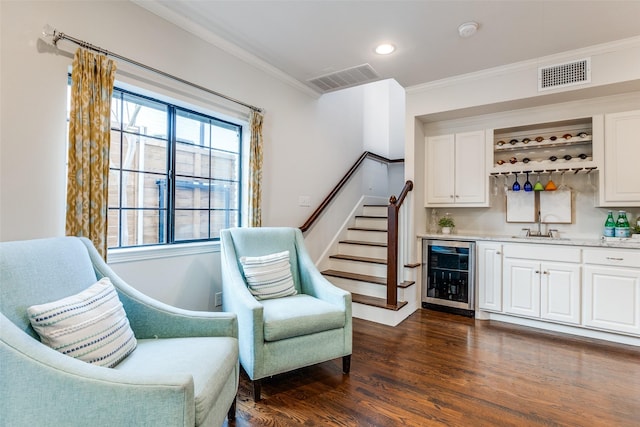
(41, 24, 62, 45)
(42, 24, 54, 38)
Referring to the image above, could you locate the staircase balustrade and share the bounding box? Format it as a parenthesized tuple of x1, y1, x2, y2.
(299, 151, 413, 308)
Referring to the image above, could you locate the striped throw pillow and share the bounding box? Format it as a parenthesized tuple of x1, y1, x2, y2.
(27, 277, 137, 368)
(240, 251, 298, 300)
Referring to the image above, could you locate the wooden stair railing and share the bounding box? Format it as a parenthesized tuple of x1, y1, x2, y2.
(299, 151, 403, 233)
(386, 180, 413, 307)
(299, 151, 413, 308)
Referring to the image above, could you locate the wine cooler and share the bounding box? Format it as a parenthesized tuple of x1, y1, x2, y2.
(422, 239, 475, 317)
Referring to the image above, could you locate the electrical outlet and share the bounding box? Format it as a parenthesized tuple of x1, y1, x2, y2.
(215, 292, 222, 307)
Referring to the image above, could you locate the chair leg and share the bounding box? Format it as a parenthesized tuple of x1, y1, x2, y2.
(342, 354, 351, 374)
(227, 396, 236, 421)
(252, 379, 262, 402)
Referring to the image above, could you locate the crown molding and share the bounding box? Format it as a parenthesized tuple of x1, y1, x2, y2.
(132, 0, 320, 99)
(406, 36, 640, 94)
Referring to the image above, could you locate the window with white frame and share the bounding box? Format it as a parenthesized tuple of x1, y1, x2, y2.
(68, 84, 244, 249)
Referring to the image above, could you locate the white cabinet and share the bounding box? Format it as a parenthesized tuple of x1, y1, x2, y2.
(477, 242, 502, 312)
(599, 110, 640, 206)
(425, 130, 490, 207)
(502, 245, 581, 325)
(583, 249, 640, 336)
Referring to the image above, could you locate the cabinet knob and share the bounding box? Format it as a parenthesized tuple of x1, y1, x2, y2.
(535, 270, 540, 274)
(543, 271, 549, 275)
(455, 195, 459, 198)
(450, 195, 454, 198)
(496, 251, 501, 255)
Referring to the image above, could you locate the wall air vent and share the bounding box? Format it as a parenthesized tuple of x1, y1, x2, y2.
(307, 64, 380, 93)
(538, 58, 591, 91)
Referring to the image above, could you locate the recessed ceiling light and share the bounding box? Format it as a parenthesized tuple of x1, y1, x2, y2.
(458, 21, 479, 38)
(375, 43, 395, 55)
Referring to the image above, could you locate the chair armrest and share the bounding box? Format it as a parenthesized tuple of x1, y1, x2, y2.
(80, 238, 237, 340)
(1, 314, 196, 427)
(219, 235, 265, 376)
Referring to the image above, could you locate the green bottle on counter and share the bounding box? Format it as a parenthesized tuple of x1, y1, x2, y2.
(615, 211, 631, 238)
(604, 211, 616, 237)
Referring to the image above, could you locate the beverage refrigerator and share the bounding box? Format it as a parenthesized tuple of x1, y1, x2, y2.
(422, 239, 475, 317)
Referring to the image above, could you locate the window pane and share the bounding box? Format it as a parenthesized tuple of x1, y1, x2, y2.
(211, 181, 238, 209)
(119, 209, 166, 246)
(174, 210, 209, 241)
(108, 169, 121, 208)
(107, 209, 120, 248)
(211, 151, 239, 180)
(175, 179, 211, 209)
(110, 131, 122, 169)
(137, 136, 168, 174)
(210, 209, 239, 239)
(121, 171, 166, 209)
(122, 93, 167, 139)
(110, 92, 122, 130)
(211, 122, 241, 152)
(176, 111, 209, 147)
(176, 141, 210, 178)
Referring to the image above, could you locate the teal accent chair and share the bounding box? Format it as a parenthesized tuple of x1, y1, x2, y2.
(220, 227, 352, 401)
(0, 237, 239, 427)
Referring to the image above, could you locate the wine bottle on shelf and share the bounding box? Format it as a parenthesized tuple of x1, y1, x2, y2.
(448, 273, 454, 300)
(578, 153, 588, 160)
(549, 156, 558, 161)
(604, 211, 616, 237)
(522, 158, 531, 163)
(563, 155, 572, 161)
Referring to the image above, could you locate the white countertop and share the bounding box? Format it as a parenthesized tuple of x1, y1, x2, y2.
(417, 232, 640, 249)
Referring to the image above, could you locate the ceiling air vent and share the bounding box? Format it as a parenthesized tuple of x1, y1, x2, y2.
(307, 64, 380, 93)
(538, 58, 591, 91)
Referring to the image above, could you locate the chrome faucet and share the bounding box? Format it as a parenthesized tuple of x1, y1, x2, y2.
(521, 212, 558, 238)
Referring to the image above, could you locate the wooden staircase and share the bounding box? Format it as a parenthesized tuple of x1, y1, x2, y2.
(320, 204, 417, 324)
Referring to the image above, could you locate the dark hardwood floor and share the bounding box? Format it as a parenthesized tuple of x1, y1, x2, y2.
(224, 309, 640, 426)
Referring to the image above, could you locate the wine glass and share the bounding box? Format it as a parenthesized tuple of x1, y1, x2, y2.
(512, 173, 521, 191)
(491, 174, 499, 196)
(545, 171, 557, 191)
(524, 172, 533, 192)
(557, 169, 570, 191)
(533, 172, 544, 191)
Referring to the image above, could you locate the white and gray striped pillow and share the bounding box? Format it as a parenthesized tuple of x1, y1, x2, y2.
(27, 277, 137, 368)
(240, 250, 297, 300)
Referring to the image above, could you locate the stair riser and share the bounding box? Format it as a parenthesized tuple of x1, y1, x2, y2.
(362, 206, 387, 217)
(328, 258, 387, 277)
(355, 217, 387, 229)
(347, 229, 387, 244)
(325, 277, 387, 299)
(337, 243, 387, 259)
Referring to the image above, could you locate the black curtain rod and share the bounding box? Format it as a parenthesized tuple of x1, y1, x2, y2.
(43, 26, 263, 113)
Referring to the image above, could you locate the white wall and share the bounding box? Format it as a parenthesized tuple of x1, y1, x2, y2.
(0, 1, 378, 310)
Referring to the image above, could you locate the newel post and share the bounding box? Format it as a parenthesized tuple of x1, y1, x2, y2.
(386, 195, 399, 307)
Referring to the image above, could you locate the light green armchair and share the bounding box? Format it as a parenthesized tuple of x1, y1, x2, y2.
(0, 237, 239, 427)
(220, 227, 352, 401)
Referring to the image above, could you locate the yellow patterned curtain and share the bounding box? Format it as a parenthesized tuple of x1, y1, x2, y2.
(65, 48, 117, 258)
(248, 110, 264, 227)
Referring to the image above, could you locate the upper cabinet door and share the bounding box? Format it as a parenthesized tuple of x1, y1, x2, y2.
(454, 130, 487, 204)
(424, 130, 489, 207)
(601, 110, 640, 206)
(425, 134, 456, 205)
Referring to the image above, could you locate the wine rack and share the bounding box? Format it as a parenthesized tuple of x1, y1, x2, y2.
(491, 118, 595, 174)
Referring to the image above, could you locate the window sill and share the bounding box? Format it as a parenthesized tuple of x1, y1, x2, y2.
(107, 241, 220, 264)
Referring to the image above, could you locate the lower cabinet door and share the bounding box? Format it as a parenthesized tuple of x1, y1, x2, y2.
(540, 262, 581, 325)
(583, 265, 640, 335)
(503, 258, 540, 318)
